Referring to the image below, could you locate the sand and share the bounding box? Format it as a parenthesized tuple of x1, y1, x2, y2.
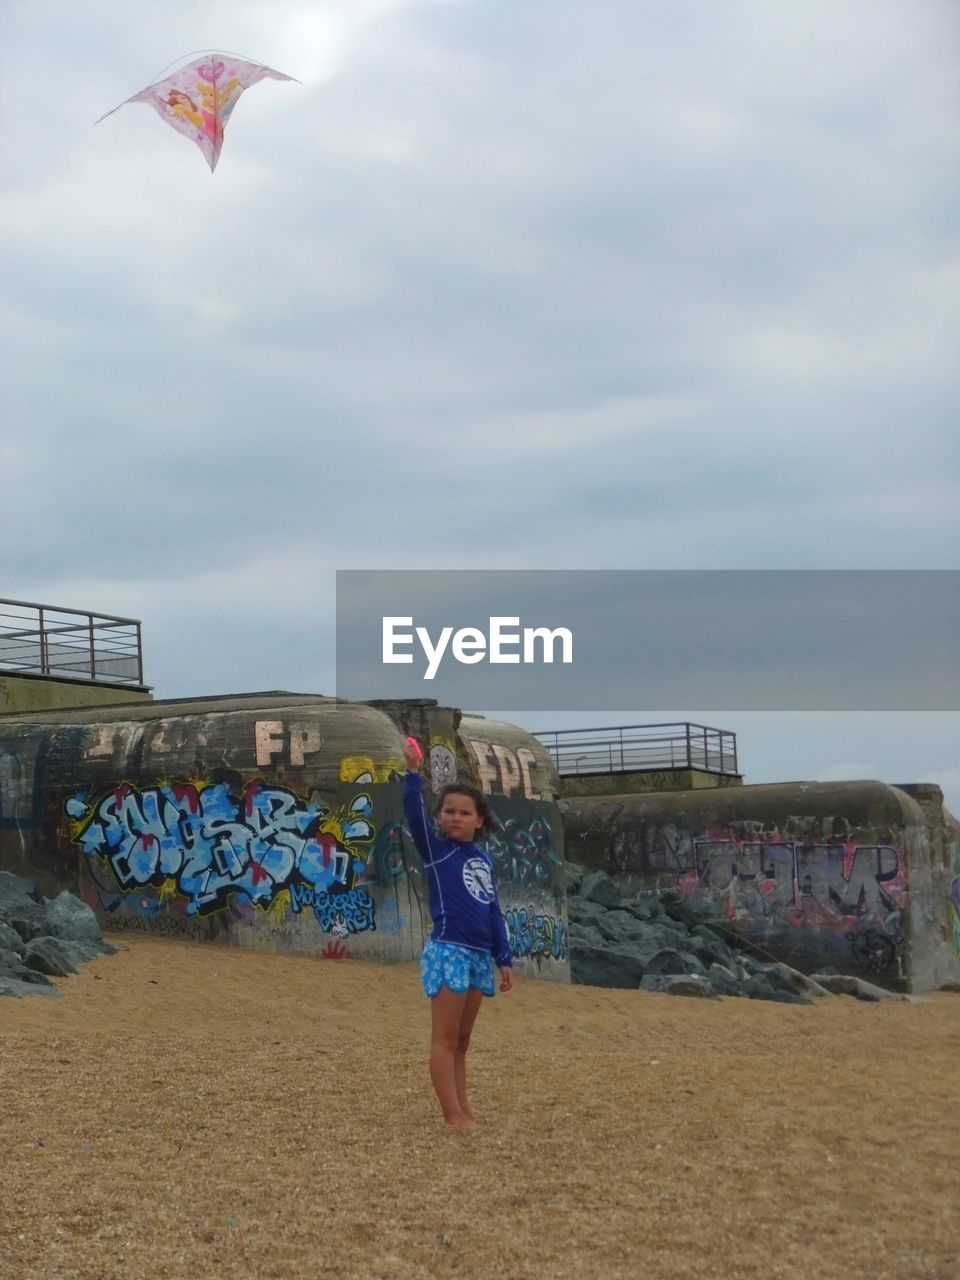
(1, 938, 958, 1280)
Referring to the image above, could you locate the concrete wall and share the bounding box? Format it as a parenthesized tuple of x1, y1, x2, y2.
(562, 780, 960, 992)
(561, 767, 742, 797)
(0, 673, 152, 715)
(459, 714, 567, 978)
(0, 694, 568, 982)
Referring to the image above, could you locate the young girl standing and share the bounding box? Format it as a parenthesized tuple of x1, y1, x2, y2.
(402, 737, 514, 1129)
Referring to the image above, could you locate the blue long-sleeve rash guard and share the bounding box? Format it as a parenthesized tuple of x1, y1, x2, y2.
(403, 771, 512, 968)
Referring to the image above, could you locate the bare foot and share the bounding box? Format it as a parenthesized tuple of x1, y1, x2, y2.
(444, 1114, 476, 1130)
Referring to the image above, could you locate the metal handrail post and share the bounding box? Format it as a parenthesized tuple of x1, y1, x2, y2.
(88, 614, 96, 679)
(38, 606, 47, 674)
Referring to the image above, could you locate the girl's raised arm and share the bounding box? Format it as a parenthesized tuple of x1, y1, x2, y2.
(401, 739, 437, 862)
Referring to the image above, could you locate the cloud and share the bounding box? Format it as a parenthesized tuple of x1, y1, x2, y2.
(0, 0, 956, 820)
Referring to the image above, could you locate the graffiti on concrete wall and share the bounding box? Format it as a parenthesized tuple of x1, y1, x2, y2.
(469, 739, 542, 800)
(360, 803, 561, 893)
(0, 735, 46, 830)
(65, 778, 378, 933)
(488, 811, 560, 889)
(592, 811, 908, 971)
(428, 738, 457, 793)
(505, 905, 567, 962)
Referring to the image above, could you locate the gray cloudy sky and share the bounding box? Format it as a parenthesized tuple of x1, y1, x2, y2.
(1, 1, 957, 805)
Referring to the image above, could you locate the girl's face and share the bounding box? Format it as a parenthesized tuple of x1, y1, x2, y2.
(438, 791, 483, 842)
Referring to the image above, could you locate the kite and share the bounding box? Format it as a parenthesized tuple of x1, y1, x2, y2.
(96, 52, 297, 172)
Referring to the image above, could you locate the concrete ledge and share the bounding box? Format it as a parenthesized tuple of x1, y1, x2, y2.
(561, 768, 742, 797)
(0, 673, 152, 715)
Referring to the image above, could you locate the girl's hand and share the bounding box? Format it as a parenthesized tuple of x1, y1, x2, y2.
(499, 966, 514, 993)
(403, 737, 424, 771)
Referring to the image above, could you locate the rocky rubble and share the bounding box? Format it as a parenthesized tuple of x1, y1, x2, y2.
(565, 863, 909, 1003)
(0, 870, 116, 998)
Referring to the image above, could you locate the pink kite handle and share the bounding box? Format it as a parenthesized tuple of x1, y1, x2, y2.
(405, 736, 423, 762)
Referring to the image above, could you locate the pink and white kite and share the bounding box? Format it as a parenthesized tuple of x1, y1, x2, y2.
(96, 53, 297, 171)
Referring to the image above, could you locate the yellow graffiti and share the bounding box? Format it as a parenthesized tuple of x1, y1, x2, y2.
(157, 877, 178, 907)
(266, 889, 291, 927)
(338, 754, 403, 784)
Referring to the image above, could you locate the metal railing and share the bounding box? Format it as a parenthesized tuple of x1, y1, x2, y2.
(0, 597, 144, 686)
(533, 722, 738, 778)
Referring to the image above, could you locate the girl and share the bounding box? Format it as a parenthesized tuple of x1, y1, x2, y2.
(402, 737, 514, 1129)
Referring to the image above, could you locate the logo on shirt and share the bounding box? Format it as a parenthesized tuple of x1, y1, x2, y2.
(462, 857, 494, 904)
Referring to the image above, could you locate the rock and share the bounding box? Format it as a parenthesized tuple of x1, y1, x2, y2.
(655, 915, 691, 939)
(691, 923, 738, 960)
(565, 867, 876, 1006)
(580, 871, 622, 909)
(563, 862, 585, 895)
(0, 948, 52, 985)
(43, 891, 104, 946)
(594, 909, 654, 946)
(659, 899, 704, 930)
(643, 948, 696, 978)
(0, 871, 48, 940)
(23, 936, 79, 978)
(567, 898, 606, 925)
(811, 973, 906, 1002)
(766, 962, 832, 999)
(0, 920, 25, 953)
(0, 876, 117, 996)
(741, 973, 776, 1001)
(761, 964, 806, 997)
(620, 897, 661, 923)
(568, 921, 606, 948)
(642, 974, 718, 999)
(707, 963, 743, 997)
(678, 951, 709, 977)
(0, 976, 62, 999)
(0, 870, 44, 912)
(570, 944, 647, 988)
(753, 966, 813, 1004)
(65, 939, 105, 963)
(688, 934, 735, 970)
(939, 981, 960, 993)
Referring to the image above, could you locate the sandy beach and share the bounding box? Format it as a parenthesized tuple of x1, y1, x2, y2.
(2, 937, 958, 1280)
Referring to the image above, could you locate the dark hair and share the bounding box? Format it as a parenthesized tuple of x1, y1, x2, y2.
(436, 783, 494, 834)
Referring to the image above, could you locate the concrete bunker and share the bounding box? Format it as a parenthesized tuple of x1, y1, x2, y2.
(562, 780, 960, 992)
(0, 694, 569, 983)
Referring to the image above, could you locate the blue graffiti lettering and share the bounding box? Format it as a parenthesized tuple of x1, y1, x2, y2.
(67, 780, 373, 919)
(505, 905, 567, 961)
(289, 885, 376, 934)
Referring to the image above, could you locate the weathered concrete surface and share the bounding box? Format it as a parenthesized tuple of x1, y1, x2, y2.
(561, 767, 742, 797)
(0, 673, 152, 715)
(562, 780, 959, 993)
(893, 784, 960, 993)
(0, 694, 569, 983)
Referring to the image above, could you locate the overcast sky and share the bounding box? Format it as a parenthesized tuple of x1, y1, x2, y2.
(1, 1, 957, 807)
